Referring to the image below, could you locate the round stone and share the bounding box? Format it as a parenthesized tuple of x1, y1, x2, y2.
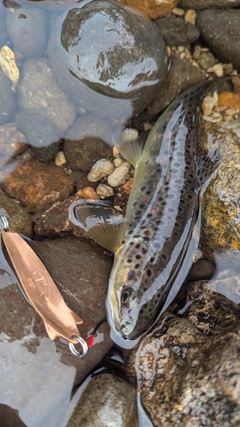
(47, 0, 168, 122)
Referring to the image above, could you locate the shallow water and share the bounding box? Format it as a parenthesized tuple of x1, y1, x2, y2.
(0, 1, 239, 426)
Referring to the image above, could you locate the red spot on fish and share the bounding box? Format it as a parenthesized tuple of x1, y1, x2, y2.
(155, 135, 159, 140)
(148, 170, 152, 175)
(159, 158, 163, 163)
(151, 208, 155, 213)
(144, 197, 148, 202)
(156, 183, 160, 188)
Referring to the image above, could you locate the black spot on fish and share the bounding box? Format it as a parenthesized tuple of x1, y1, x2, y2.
(127, 259, 132, 263)
(134, 263, 140, 269)
(127, 270, 135, 280)
(147, 269, 152, 277)
(135, 254, 141, 260)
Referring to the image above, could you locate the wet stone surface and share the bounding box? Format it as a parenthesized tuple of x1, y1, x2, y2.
(0, 236, 113, 426)
(48, 0, 168, 121)
(68, 373, 138, 427)
(126, 279, 240, 427)
(1, 159, 74, 213)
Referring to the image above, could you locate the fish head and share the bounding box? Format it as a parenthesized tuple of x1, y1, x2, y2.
(106, 240, 162, 347)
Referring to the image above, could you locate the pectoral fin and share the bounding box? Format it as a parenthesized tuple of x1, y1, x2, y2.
(69, 200, 127, 253)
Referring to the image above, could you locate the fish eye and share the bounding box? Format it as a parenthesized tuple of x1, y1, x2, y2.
(121, 290, 130, 304)
(121, 287, 136, 306)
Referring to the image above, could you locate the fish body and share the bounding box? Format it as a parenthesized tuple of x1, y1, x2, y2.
(70, 78, 230, 348)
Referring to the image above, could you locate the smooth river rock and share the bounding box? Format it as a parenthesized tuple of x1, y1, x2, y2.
(48, 0, 168, 122)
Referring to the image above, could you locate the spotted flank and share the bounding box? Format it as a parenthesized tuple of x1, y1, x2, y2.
(69, 77, 233, 349)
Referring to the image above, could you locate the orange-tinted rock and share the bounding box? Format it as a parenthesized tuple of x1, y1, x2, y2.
(0, 123, 28, 156)
(1, 158, 74, 213)
(118, 0, 178, 19)
(218, 91, 240, 109)
(123, 177, 134, 195)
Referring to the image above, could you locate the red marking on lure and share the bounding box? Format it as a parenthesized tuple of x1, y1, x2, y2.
(86, 335, 95, 348)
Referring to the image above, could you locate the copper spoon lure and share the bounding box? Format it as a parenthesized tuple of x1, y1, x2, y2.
(0, 215, 88, 359)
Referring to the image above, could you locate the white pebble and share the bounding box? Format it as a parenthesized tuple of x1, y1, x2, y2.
(55, 151, 66, 166)
(122, 128, 139, 143)
(96, 183, 114, 198)
(202, 115, 221, 123)
(213, 63, 224, 78)
(113, 157, 123, 167)
(87, 159, 114, 182)
(107, 161, 131, 187)
(172, 7, 185, 16)
(202, 96, 216, 116)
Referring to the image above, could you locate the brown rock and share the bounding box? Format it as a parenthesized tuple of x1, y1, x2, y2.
(0, 123, 28, 156)
(126, 279, 240, 426)
(1, 159, 74, 213)
(118, 0, 178, 19)
(0, 236, 113, 425)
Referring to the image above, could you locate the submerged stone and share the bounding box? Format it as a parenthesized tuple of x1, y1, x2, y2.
(48, 0, 168, 122)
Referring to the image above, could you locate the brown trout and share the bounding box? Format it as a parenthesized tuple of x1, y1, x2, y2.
(69, 78, 232, 349)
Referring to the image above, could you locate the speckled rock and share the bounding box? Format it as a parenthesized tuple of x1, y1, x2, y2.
(17, 58, 77, 133)
(126, 279, 240, 426)
(155, 16, 200, 46)
(180, 0, 240, 7)
(96, 183, 114, 198)
(0, 123, 28, 157)
(196, 10, 240, 71)
(0, 236, 113, 426)
(0, 189, 32, 237)
(68, 373, 137, 427)
(87, 159, 115, 182)
(140, 55, 207, 121)
(33, 195, 88, 239)
(0, 69, 15, 126)
(199, 119, 240, 258)
(6, 4, 48, 58)
(1, 159, 74, 213)
(48, 0, 168, 121)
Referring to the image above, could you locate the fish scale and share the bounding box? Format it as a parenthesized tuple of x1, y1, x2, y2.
(70, 76, 234, 349)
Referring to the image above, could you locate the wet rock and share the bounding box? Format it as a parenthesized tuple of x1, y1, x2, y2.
(87, 159, 115, 182)
(0, 189, 32, 237)
(64, 118, 113, 172)
(196, 10, 240, 70)
(0, 69, 15, 125)
(48, 0, 168, 121)
(180, 0, 240, 7)
(126, 279, 240, 426)
(0, 123, 28, 157)
(17, 58, 77, 133)
(0, 5, 9, 46)
(186, 258, 215, 282)
(15, 111, 60, 161)
(199, 119, 240, 258)
(107, 161, 131, 187)
(155, 16, 200, 46)
(33, 195, 88, 239)
(141, 55, 206, 122)
(68, 373, 138, 427)
(1, 158, 74, 213)
(0, 236, 113, 426)
(6, 4, 48, 58)
(118, 0, 177, 19)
